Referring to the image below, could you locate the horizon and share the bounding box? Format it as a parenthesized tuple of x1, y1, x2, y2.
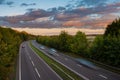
(12, 27, 105, 35)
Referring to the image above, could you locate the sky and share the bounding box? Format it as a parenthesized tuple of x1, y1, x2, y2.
(0, 0, 120, 35)
(0, 0, 69, 16)
(0, 0, 119, 16)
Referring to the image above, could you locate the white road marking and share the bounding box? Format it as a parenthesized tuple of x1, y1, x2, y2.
(19, 44, 22, 80)
(29, 43, 62, 80)
(77, 64, 82, 67)
(65, 58, 68, 60)
(29, 56, 32, 60)
(31, 61, 35, 67)
(31, 43, 89, 80)
(35, 68, 41, 78)
(30, 42, 89, 80)
(99, 74, 108, 79)
(24, 45, 32, 61)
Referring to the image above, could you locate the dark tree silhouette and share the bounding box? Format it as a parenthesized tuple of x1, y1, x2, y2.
(104, 19, 120, 37)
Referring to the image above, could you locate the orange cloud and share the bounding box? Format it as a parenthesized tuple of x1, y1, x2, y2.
(63, 21, 83, 27)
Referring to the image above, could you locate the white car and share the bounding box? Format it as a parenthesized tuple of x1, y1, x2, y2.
(49, 48, 57, 55)
(40, 46, 45, 49)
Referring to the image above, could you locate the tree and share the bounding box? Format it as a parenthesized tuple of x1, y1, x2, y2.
(58, 31, 71, 52)
(104, 18, 120, 37)
(89, 18, 120, 68)
(0, 26, 34, 80)
(89, 36, 104, 60)
(70, 31, 88, 55)
(90, 35, 120, 67)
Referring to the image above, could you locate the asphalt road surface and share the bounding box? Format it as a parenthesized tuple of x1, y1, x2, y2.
(16, 42, 62, 80)
(32, 40, 120, 80)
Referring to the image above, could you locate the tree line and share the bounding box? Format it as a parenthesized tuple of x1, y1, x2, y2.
(36, 19, 120, 68)
(0, 27, 34, 80)
(36, 31, 88, 56)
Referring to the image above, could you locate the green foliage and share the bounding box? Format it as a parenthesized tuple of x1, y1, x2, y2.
(104, 18, 120, 37)
(58, 31, 72, 52)
(70, 31, 88, 55)
(37, 31, 88, 56)
(0, 27, 33, 80)
(90, 35, 120, 68)
(20, 31, 29, 41)
(89, 19, 120, 68)
(89, 36, 104, 58)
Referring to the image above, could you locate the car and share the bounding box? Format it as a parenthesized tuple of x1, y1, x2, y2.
(40, 46, 45, 49)
(75, 58, 98, 70)
(51, 48, 57, 53)
(48, 48, 57, 56)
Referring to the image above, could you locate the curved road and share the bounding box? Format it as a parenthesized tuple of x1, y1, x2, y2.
(16, 42, 62, 80)
(32, 40, 120, 80)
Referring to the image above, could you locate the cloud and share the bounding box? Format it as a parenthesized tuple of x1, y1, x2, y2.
(54, 13, 80, 21)
(6, 1, 14, 5)
(0, 0, 14, 6)
(58, 6, 66, 11)
(21, 3, 36, 7)
(78, 0, 108, 7)
(0, 0, 5, 4)
(62, 12, 117, 28)
(63, 21, 82, 27)
(0, 9, 52, 24)
(65, 2, 120, 18)
(66, 0, 109, 11)
(56, 2, 120, 28)
(25, 9, 51, 18)
(0, 2, 120, 29)
(26, 8, 36, 12)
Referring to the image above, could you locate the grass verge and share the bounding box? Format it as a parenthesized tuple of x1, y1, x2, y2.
(30, 42, 83, 80)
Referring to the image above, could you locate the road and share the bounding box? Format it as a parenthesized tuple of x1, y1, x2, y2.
(16, 42, 62, 80)
(32, 40, 120, 80)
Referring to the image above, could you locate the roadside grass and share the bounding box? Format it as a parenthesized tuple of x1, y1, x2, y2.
(30, 42, 83, 80)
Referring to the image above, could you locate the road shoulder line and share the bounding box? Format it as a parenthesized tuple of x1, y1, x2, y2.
(32, 41, 89, 80)
(28, 42, 63, 80)
(19, 44, 22, 80)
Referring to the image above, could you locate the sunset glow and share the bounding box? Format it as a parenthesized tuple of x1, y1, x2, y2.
(12, 28, 105, 35)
